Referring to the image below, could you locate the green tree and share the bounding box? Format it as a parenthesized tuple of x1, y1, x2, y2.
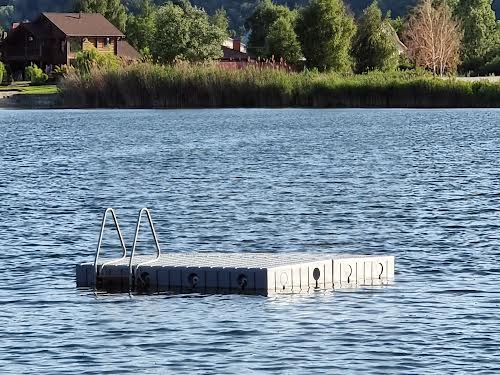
(126, 0, 157, 53)
(390, 15, 405, 37)
(211, 7, 230, 34)
(75, 0, 128, 31)
(296, 0, 357, 71)
(265, 16, 302, 63)
(152, 1, 227, 63)
(1, 0, 500, 33)
(352, 1, 399, 72)
(0, 5, 14, 30)
(245, 0, 294, 57)
(455, 0, 498, 68)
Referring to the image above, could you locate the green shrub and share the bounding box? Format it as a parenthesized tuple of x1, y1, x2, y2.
(3, 72, 12, 86)
(25, 64, 48, 85)
(25, 64, 34, 81)
(479, 56, 500, 76)
(74, 48, 122, 76)
(0, 62, 6, 85)
(50, 65, 69, 82)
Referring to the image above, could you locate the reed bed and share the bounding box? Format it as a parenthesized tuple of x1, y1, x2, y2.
(59, 63, 500, 108)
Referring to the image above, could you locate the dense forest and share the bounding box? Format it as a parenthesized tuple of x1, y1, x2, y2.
(0, 0, 499, 30)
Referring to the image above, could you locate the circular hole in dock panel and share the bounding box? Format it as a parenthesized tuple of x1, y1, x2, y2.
(377, 263, 384, 279)
(237, 274, 248, 290)
(280, 272, 288, 289)
(313, 268, 321, 289)
(188, 273, 199, 287)
(344, 265, 353, 283)
(139, 272, 150, 289)
(313, 268, 321, 281)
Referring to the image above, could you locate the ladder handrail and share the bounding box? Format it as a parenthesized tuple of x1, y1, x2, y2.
(128, 208, 161, 287)
(94, 208, 127, 280)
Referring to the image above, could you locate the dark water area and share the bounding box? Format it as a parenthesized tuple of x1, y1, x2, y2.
(1, 109, 499, 374)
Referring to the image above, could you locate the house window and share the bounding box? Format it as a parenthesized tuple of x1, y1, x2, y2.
(104, 38, 110, 47)
(69, 38, 82, 53)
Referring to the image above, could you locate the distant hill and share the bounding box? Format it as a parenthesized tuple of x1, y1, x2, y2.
(0, 0, 499, 31)
(190, 0, 421, 31)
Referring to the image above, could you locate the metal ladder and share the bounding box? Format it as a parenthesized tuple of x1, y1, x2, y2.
(128, 208, 161, 288)
(93, 207, 161, 289)
(94, 208, 127, 284)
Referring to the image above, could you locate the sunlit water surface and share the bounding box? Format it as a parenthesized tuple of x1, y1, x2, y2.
(1, 109, 499, 374)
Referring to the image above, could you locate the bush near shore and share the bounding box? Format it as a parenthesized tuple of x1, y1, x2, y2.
(59, 63, 500, 108)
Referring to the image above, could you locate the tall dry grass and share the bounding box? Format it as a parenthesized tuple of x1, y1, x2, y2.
(59, 63, 500, 108)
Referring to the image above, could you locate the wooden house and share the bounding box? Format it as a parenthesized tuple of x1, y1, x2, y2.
(0, 12, 140, 74)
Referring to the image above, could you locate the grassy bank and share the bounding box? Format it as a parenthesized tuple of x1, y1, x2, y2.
(0, 84, 58, 95)
(59, 63, 500, 108)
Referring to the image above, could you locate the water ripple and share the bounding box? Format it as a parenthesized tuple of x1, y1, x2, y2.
(1, 109, 500, 374)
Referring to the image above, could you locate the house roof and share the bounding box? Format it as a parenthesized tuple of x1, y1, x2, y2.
(1, 21, 47, 43)
(117, 40, 141, 60)
(21, 21, 47, 36)
(42, 12, 124, 37)
(383, 23, 408, 54)
(221, 46, 249, 61)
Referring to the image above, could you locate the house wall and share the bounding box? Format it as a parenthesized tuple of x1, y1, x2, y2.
(70, 37, 117, 56)
(96, 38, 116, 54)
(1, 17, 67, 70)
(39, 16, 67, 66)
(1, 27, 38, 61)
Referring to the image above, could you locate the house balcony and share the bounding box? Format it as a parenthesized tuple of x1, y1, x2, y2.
(2, 48, 42, 62)
(2, 46, 67, 65)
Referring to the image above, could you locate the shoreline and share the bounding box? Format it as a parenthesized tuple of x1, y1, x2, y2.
(58, 65, 500, 109)
(1, 93, 499, 109)
(0, 93, 65, 109)
(0, 94, 500, 110)
(2, 67, 500, 109)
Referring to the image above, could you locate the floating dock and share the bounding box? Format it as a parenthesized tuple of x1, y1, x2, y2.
(76, 208, 395, 296)
(77, 252, 394, 295)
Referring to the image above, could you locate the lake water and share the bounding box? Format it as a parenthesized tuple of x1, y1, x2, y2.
(1, 109, 499, 374)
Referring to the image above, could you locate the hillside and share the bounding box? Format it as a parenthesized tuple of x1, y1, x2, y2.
(0, 0, 499, 31)
(191, 0, 499, 31)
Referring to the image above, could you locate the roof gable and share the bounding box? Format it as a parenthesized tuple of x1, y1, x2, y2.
(1, 21, 49, 43)
(117, 40, 141, 60)
(42, 12, 124, 37)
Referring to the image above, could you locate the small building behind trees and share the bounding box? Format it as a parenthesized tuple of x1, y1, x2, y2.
(0, 12, 139, 76)
(220, 37, 251, 66)
(219, 37, 295, 71)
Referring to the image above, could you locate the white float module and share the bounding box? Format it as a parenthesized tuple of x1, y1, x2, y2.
(76, 252, 395, 295)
